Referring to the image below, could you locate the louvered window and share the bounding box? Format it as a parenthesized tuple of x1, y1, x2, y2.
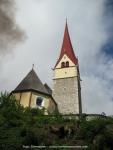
(66, 61, 69, 67)
(61, 62, 65, 68)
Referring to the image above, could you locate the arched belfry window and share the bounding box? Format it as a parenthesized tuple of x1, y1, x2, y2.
(66, 61, 69, 67)
(61, 62, 65, 68)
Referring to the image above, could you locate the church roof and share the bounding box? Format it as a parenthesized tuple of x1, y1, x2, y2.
(13, 69, 49, 95)
(55, 21, 78, 67)
(44, 83, 52, 95)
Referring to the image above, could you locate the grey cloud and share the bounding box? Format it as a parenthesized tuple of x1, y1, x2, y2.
(0, 0, 25, 56)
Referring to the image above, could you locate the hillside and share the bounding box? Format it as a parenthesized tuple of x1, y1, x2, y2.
(0, 93, 113, 150)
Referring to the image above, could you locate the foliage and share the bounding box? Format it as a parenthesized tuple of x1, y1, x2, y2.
(0, 93, 113, 149)
(78, 117, 113, 149)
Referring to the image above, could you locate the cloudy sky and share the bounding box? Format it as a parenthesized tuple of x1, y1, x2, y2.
(0, 0, 113, 115)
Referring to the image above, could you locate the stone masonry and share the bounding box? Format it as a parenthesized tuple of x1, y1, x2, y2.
(52, 77, 80, 114)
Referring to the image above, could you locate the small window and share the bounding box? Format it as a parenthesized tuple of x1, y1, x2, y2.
(36, 97, 43, 107)
(61, 62, 65, 68)
(66, 61, 69, 67)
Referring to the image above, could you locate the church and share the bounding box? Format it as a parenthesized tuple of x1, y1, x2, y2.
(11, 22, 82, 115)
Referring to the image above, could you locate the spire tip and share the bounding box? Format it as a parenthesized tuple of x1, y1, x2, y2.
(32, 64, 34, 70)
(66, 18, 67, 22)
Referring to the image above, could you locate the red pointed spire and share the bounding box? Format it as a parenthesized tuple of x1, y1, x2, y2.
(55, 21, 78, 67)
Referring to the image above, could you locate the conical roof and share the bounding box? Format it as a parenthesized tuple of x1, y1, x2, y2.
(13, 69, 49, 95)
(44, 83, 52, 95)
(55, 21, 78, 67)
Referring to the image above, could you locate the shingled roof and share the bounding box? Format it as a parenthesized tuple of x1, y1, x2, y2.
(44, 83, 52, 95)
(13, 69, 49, 95)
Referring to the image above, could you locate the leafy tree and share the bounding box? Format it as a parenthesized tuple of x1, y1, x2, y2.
(0, 93, 113, 149)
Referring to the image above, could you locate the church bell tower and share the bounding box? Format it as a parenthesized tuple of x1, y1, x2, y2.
(52, 22, 82, 115)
